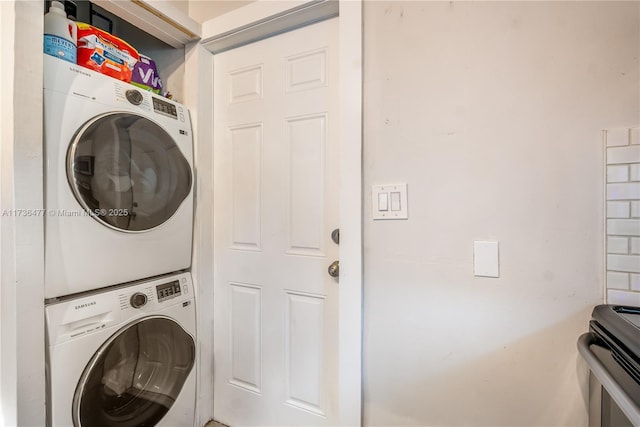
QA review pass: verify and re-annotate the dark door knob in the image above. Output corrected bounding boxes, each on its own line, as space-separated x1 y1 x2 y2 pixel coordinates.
328 260 339 278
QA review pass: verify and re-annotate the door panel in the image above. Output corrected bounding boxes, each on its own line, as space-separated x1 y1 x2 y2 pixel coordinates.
229 283 262 393
284 291 326 415
287 114 327 255
213 18 339 427
229 124 262 250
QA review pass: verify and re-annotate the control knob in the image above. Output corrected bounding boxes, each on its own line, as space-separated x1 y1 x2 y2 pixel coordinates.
130 292 147 309
125 89 143 106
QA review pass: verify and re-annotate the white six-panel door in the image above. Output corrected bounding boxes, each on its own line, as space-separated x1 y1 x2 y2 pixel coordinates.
213 18 340 426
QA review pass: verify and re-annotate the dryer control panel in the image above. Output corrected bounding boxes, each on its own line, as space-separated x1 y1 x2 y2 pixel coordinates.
153 97 178 119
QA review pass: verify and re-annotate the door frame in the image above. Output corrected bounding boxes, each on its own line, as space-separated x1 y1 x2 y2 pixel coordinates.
185 1 363 425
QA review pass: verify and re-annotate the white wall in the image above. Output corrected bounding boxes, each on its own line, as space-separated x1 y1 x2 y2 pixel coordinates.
363 1 639 426
184 40 216 426
0 3 16 425
0 2 45 426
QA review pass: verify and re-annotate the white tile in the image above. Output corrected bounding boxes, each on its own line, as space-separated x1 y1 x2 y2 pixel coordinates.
607 289 640 306
632 201 640 218
630 164 640 181
607 145 640 164
607 219 640 236
607 254 640 273
607 182 640 200
631 274 640 291
608 237 629 254
631 128 640 145
607 165 629 183
607 271 629 290
632 238 640 255
606 128 630 147
607 201 630 218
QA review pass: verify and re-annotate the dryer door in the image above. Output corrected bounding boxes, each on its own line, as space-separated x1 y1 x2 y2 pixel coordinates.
67 112 192 232
72 317 195 427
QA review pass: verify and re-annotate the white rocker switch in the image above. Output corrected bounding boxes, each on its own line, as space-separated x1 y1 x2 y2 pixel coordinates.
390 192 401 211
378 192 389 211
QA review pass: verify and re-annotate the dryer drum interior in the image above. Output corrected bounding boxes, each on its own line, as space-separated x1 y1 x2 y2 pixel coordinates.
67 112 192 232
72 316 195 427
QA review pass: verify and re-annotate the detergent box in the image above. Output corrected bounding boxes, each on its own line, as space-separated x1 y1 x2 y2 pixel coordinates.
131 54 163 94
76 23 139 82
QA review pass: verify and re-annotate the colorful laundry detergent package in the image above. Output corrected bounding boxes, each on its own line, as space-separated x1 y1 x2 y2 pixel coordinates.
76 23 139 82
131 54 163 94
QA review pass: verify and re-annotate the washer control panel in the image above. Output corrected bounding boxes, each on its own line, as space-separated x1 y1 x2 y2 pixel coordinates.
46 272 194 346
156 279 181 302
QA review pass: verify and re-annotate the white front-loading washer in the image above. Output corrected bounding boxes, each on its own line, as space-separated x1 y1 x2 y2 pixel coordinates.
46 271 196 427
44 54 194 299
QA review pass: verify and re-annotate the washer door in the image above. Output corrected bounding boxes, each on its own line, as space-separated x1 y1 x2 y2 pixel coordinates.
72 317 195 427
67 112 192 232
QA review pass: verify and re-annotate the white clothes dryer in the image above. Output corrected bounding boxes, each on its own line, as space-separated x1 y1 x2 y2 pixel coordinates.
46 271 196 427
44 54 194 299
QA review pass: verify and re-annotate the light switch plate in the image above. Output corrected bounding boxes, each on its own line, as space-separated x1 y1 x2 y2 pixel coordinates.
372 184 408 220
474 241 500 278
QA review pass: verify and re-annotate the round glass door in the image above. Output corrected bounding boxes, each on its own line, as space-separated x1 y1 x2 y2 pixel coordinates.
68 113 192 232
73 317 195 427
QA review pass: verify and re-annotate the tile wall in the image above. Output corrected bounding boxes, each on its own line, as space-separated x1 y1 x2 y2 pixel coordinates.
605 127 640 306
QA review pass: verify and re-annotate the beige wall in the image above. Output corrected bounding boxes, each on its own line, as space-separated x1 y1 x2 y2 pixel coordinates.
166 0 189 14
363 1 639 426
189 0 253 24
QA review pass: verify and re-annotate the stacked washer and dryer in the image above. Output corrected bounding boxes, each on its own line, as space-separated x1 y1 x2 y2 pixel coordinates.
43 54 197 426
